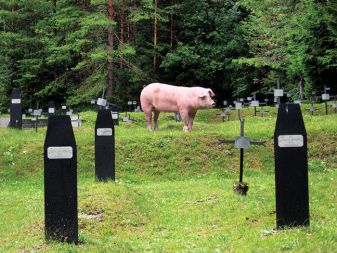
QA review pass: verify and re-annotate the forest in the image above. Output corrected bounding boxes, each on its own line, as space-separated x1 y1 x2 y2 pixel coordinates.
0 0 336 110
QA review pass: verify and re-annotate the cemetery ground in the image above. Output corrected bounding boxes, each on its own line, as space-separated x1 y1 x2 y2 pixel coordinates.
0 106 336 253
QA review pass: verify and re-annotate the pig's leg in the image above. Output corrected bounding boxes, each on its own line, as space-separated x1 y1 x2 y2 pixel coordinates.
179 109 190 132
188 111 197 131
153 110 160 130
144 110 153 131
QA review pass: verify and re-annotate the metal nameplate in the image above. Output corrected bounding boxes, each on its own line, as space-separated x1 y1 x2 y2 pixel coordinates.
274 89 284 97
48 108 55 113
11 99 21 104
111 112 119 120
322 94 330 100
47 146 73 159
278 135 304 148
97 98 107 107
251 101 259 107
235 136 251 149
97 128 113 136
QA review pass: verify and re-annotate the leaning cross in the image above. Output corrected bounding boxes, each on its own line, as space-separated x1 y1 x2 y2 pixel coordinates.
219 119 265 195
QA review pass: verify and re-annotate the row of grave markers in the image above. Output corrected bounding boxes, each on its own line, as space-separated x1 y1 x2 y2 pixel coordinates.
9 88 81 130
43 102 311 244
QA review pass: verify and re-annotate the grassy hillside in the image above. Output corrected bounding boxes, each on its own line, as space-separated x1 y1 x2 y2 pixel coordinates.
0 106 336 252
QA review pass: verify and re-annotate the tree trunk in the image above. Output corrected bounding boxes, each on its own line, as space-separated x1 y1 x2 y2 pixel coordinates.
298 77 304 100
170 0 174 52
120 0 125 67
121 0 125 44
106 0 114 98
11 4 17 31
153 0 158 69
51 0 56 10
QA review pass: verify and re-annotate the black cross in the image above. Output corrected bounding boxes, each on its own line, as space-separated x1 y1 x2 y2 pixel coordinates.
219 119 265 195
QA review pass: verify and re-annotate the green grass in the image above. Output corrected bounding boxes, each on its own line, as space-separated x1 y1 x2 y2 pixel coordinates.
0 107 336 252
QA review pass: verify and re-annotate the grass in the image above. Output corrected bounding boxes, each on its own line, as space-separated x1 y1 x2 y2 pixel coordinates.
0 105 336 252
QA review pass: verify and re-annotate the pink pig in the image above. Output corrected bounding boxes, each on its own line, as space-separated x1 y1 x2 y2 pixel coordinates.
140 83 216 131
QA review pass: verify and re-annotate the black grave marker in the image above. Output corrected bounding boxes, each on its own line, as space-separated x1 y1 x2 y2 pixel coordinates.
274 104 309 229
9 88 22 129
95 109 115 181
44 116 78 243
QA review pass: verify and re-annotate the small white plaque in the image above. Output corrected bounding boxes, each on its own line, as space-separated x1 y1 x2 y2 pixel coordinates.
223 101 228 106
97 98 107 107
48 108 55 113
333 104 337 108
97 128 113 136
235 102 242 110
111 112 119 120
274 89 284 97
294 100 301 104
322 94 330 100
127 101 132 105
278 135 304 148
12 99 21 104
47 146 73 159
247 97 252 101
251 101 259 107
62 106 67 110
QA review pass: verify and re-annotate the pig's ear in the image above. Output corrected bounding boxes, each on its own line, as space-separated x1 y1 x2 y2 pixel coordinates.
199 94 207 99
208 89 215 97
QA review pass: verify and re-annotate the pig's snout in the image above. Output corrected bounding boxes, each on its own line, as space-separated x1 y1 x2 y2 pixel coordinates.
211 99 216 107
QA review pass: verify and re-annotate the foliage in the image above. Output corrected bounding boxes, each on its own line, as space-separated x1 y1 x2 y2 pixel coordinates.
0 0 336 111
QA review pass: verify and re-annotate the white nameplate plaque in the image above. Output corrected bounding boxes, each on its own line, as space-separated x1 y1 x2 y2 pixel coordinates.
47 147 73 159
11 99 21 104
97 128 113 136
111 113 119 120
278 135 304 148
235 103 242 110
97 98 107 107
48 108 55 113
322 94 330 100
251 101 259 107
274 89 284 97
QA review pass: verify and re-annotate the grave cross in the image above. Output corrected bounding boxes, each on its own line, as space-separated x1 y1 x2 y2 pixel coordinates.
274 79 284 109
250 94 259 116
219 119 265 195
322 86 330 115
332 97 337 113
